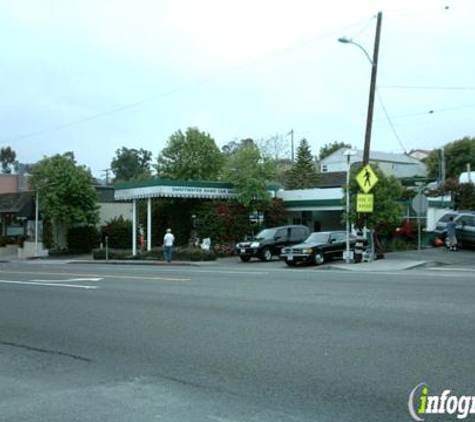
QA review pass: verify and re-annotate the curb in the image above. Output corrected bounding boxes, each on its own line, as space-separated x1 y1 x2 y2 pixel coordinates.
320 260 431 272
67 260 200 267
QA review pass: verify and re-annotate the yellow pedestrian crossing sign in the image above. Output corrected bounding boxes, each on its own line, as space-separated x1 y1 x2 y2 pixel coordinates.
357 193 374 212
356 164 379 193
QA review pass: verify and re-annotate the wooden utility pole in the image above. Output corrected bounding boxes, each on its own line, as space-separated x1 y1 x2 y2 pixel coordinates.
362 11 382 166
354 11 382 263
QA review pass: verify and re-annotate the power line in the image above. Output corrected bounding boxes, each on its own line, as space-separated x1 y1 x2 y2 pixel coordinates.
392 103 475 120
3 18 370 144
375 90 407 152
378 85 475 91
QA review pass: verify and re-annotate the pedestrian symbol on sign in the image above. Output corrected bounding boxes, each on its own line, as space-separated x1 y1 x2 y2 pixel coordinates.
356 165 379 193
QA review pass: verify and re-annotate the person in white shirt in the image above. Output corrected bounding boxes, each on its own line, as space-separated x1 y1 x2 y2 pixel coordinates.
163 228 175 262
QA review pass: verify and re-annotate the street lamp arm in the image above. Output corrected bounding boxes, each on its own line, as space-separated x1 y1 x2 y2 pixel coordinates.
338 37 373 65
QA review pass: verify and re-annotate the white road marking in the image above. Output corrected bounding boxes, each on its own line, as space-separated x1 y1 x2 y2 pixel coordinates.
0 270 189 282
427 267 475 272
0 279 97 289
32 278 103 282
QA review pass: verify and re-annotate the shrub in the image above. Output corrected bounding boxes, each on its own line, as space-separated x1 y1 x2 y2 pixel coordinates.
92 246 216 261
263 198 288 227
67 226 101 253
386 238 417 252
196 201 250 245
101 216 133 249
92 248 137 260
17 235 28 248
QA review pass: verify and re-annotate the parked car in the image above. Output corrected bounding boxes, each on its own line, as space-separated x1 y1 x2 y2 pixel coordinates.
455 213 475 247
236 225 310 262
434 211 475 242
281 230 362 266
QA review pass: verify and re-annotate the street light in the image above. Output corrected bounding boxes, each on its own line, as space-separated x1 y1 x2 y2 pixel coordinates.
343 149 357 263
338 11 382 168
339 11 383 262
338 37 373 65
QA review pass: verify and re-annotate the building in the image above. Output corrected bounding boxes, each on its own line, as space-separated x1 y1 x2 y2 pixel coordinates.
319 148 427 179
407 149 431 161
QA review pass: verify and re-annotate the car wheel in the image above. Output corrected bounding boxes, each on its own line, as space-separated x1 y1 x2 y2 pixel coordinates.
260 247 272 262
285 259 296 267
313 250 325 265
240 255 251 262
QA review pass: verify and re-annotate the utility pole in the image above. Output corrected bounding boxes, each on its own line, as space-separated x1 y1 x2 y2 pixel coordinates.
356 11 382 263
439 149 446 187
290 129 294 163
362 11 382 166
102 168 111 185
338 12 383 263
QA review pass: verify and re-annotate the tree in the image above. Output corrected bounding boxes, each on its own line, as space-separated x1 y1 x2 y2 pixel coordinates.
442 179 475 211
29 153 99 228
111 147 153 182
346 165 404 239
318 141 352 161
426 137 475 179
0 146 17 174
156 127 224 180
286 139 319 189
223 143 276 207
222 138 255 157
257 134 290 160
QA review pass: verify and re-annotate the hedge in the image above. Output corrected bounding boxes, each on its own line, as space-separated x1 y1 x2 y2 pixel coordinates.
67 226 101 253
92 246 216 261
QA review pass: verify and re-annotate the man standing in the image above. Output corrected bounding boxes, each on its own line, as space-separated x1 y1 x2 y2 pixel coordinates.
446 216 458 251
163 228 175 262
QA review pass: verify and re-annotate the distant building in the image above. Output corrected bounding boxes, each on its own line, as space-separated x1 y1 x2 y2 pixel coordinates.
459 171 475 184
319 148 427 179
0 175 20 194
407 149 431 161
0 164 31 193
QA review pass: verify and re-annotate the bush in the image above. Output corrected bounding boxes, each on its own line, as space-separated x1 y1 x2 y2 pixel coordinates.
93 248 137 260
17 235 28 248
385 238 417 252
67 226 101 253
101 216 133 249
92 246 216 261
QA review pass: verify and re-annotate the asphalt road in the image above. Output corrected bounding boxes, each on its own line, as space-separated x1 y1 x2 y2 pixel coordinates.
0 260 474 421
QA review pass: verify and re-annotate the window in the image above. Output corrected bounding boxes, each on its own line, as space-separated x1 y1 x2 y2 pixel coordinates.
290 228 306 242
330 232 346 243
457 215 474 226
321 164 328 172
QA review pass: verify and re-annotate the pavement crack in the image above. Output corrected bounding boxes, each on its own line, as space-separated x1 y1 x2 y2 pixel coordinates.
0 340 92 362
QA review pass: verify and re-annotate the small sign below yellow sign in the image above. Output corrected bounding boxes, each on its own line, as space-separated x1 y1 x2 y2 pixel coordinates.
357 193 374 213
356 164 379 193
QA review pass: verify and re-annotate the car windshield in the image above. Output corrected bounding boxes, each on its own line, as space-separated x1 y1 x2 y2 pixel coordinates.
305 232 330 244
254 229 276 240
438 213 458 223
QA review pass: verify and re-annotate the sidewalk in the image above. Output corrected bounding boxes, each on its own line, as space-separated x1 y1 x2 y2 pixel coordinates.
0 253 199 267
1 246 473 272
323 247 475 272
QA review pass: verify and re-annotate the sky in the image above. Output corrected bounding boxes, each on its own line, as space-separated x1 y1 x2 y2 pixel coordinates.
1 0 474 178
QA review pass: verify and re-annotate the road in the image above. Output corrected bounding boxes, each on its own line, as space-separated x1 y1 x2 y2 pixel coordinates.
0 259 474 421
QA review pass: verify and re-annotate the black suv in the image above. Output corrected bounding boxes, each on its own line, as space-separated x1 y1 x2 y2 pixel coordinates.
236 225 310 262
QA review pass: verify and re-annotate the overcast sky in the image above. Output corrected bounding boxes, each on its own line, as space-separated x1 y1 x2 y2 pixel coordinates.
1 0 474 178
